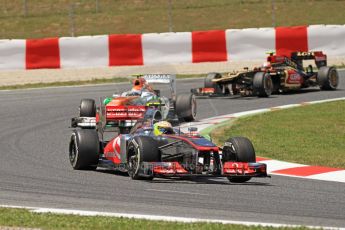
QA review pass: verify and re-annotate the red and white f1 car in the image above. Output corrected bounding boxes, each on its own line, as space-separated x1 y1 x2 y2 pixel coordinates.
69 109 269 182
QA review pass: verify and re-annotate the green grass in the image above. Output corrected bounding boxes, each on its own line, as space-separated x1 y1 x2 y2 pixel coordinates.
0 207 310 230
211 101 345 168
0 74 203 90
0 77 128 90
1 0 345 39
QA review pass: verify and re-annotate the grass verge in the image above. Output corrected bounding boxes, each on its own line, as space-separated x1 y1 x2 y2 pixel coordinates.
0 207 309 230
211 101 345 168
0 74 203 90
0 77 128 90
1 0 345 39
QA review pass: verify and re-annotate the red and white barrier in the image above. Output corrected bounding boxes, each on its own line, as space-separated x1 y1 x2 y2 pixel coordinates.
26 37 60 69
308 25 345 57
226 27 275 60
60 35 109 68
0 25 345 70
109 34 143 66
142 32 192 65
0 39 25 69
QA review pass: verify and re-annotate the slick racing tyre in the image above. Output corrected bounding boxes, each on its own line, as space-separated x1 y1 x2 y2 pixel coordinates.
253 72 273 97
127 136 160 180
79 99 96 117
204 72 223 94
222 137 256 183
69 129 99 170
175 93 197 122
317 66 339 90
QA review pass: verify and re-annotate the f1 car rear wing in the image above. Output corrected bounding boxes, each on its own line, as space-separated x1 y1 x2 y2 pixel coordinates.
267 51 327 70
142 74 176 100
143 74 176 84
290 51 326 60
290 51 327 68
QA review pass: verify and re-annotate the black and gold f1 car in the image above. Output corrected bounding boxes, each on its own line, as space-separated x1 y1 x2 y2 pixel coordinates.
191 51 339 97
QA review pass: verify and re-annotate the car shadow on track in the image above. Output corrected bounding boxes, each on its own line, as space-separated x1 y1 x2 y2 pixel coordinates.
279 88 323 95
149 177 272 186
195 87 343 99
95 169 272 186
274 87 344 95
96 169 129 177
196 95 278 100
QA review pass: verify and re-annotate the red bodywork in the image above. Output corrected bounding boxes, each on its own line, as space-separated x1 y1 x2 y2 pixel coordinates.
97 77 156 124
153 162 189 175
106 105 146 120
152 161 266 176
104 135 122 164
105 96 146 121
200 88 215 93
223 162 266 175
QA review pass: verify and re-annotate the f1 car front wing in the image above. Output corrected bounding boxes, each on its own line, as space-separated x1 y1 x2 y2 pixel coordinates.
138 161 268 178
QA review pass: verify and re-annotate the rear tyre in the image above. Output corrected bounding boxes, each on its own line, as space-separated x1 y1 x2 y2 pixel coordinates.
317 66 339 90
79 99 96 117
222 137 256 183
204 73 223 94
127 136 160 180
253 72 273 97
175 93 197 122
69 129 99 170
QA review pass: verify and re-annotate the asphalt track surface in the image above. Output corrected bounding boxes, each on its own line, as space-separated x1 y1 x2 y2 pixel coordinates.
0 71 345 228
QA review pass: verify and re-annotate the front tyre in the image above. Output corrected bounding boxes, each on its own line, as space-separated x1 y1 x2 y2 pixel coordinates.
69 129 99 170
204 72 223 94
127 136 160 180
253 72 273 97
79 99 96 117
222 137 256 183
317 66 339 90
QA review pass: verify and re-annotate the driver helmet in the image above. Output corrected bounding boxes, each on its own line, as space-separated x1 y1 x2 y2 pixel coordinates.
153 121 174 136
132 78 146 91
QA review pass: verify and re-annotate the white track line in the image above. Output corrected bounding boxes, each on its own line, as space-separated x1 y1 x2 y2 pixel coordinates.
306 170 345 183
260 160 306 172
